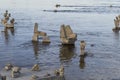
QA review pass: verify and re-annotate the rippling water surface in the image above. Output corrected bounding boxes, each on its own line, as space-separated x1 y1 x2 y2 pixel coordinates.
0 0 120 80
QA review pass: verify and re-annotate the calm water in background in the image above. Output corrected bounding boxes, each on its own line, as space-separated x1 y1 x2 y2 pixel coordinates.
0 0 120 80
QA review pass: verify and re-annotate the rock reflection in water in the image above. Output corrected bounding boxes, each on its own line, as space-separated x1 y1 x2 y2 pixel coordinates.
114 32 119 40
79 56 85 69
3 28 15 44
32 41 39 59
59 45 75 62
32 41 50 60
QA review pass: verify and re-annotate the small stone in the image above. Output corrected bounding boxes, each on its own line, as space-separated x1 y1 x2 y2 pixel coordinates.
59 65 64 76
4 63 13 71
30 75 39 80
31 64 40 71
54 70 60 76
54 65 64 76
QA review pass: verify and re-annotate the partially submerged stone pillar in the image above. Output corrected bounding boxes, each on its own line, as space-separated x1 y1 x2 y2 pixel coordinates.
112 15 120 32
60 24 77 44
32 23 40 41
32 23 51 43
80 40 86 56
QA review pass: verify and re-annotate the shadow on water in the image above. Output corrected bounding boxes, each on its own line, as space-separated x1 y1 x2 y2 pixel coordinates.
1 28 15 44
59 45 76 64
113 32 119 40
79 56 85 69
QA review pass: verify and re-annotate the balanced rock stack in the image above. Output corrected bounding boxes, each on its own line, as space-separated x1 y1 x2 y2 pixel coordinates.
11 67 21 78
112 15 120 32
1 10 15 28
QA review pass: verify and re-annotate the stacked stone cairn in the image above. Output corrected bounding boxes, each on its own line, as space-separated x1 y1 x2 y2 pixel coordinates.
60 24 77 44
1 10 15 28
112 15 120 32
32 23 51 43
11 67 21 78
4 63 21 78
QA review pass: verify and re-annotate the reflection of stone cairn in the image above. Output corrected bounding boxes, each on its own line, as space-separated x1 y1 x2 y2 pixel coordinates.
54 65 64 76
11 67 21 78
31 64 40 71
60 24 77 44
79 56 85 69
0 74 6 80
112 15 120 32
4 63 13 71
80 40 86 56
32 23 51 43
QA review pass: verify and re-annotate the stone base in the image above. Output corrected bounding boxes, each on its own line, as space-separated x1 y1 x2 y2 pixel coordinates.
112 27 120 32
42 36 51 43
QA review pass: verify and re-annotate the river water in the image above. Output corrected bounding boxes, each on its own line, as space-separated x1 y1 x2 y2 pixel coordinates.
0 0 120 80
